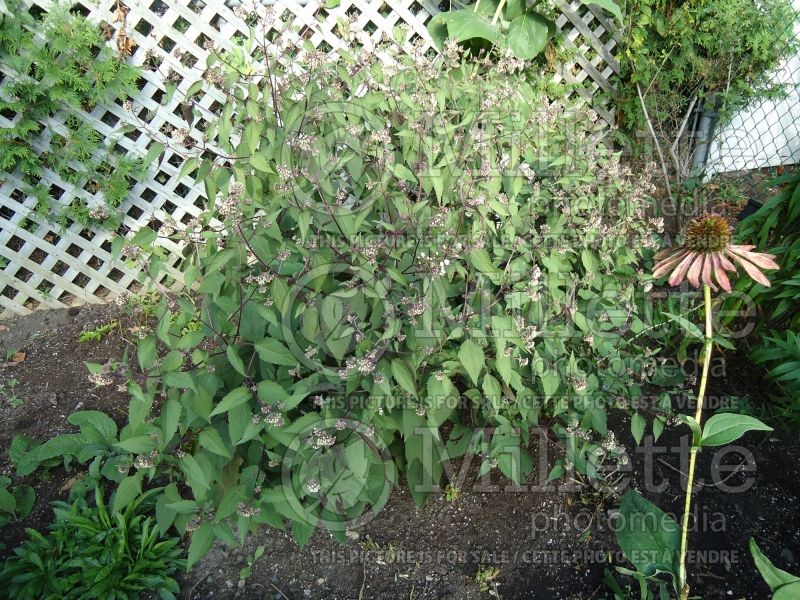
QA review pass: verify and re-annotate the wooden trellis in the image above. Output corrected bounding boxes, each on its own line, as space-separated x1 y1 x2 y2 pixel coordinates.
0 0 620 318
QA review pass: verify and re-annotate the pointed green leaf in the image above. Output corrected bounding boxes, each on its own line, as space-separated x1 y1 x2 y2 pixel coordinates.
749 539 800 592
209 387 252 417
199 427 232 458
700 413 772 447
615 490 680 578
458 339 485 386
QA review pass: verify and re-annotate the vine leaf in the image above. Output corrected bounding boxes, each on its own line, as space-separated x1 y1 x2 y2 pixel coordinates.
506 13 554 60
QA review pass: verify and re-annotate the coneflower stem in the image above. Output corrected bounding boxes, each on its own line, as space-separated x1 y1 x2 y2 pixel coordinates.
678 284 713 600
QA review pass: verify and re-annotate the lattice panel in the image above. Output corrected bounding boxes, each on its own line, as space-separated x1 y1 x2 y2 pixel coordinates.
0 0 619 318
552 0 621 126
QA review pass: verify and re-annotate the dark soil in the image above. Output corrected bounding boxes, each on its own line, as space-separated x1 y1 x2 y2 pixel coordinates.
0 304 133 557
1 305 798 599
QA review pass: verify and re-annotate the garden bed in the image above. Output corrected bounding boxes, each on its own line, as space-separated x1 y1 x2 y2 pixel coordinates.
1 305 797 599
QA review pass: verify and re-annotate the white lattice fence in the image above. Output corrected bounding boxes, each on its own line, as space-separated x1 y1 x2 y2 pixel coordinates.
0 0 620 318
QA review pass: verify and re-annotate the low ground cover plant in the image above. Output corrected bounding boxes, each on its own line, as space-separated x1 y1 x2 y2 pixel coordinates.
0 487 184 599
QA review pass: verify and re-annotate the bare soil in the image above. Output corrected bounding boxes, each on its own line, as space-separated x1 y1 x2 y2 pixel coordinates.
1 305 798 599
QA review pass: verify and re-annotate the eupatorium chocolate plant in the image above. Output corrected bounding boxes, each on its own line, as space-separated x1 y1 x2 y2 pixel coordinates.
118 12 679 566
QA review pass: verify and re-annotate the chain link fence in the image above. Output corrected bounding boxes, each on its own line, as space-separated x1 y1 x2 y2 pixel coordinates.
701 0 800 206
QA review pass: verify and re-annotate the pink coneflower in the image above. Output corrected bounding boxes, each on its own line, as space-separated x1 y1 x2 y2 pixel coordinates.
652 214 779 292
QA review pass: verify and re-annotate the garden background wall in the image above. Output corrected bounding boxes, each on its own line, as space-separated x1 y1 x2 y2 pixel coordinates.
0 0 621 318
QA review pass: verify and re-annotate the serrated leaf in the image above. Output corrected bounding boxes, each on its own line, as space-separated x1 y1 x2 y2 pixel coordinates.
391 359 417 396
209 387 252 417
226 345 247 376
254 338 297 366
187 523 215 570
458 339 485 386
199 427 232 458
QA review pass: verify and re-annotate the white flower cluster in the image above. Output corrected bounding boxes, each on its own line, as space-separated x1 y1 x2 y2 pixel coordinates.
566 418 592 441
514 316 539 350
134 450 159 469
307 427 336 449
339 348 381 378
287 133 319 155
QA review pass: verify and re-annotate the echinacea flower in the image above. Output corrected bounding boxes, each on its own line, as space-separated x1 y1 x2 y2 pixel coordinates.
652 214 779 292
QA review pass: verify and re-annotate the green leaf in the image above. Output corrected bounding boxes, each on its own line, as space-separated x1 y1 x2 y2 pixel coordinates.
254 338 297 366
506 13 552 60
10 436 41 477
391 359 417 396
775 582 800 599
12 485 35 519
458 339 485 386
115 435 157 454
630 412 645 445
680 414 702 447
113 474 142 513
226 345 247 376
143 142 165 168
581 0 623 21
749 538 800 592
700 413 772 447
250 152 272 173
37 434 85 461
433 9 500 45
199 427 232 458
68 410 118 442
180 455 210 497
0 487 15 513
663 312 703 340
547 462 565 481
615 490 680 578
468 248 502 284
209 387 252 418
187 523 215 570
497 448 533 484
138 337 157 370
131 226 157 247
292 519 316 547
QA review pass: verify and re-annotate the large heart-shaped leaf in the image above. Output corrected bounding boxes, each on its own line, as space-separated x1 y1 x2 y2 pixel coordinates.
615 490 680 578
432 9 501 45
700 413 772 447
506 12 554 59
